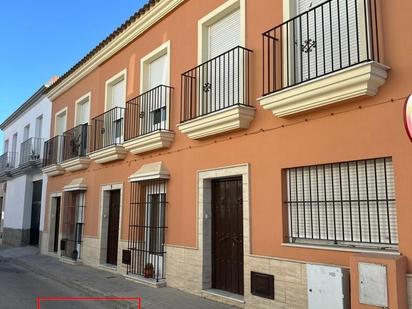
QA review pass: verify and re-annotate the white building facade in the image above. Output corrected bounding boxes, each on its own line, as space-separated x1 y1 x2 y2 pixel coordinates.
0 85 52 247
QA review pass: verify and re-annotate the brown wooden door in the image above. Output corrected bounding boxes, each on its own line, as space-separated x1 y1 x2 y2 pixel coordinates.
30 180 43 246
53 197 61 253
212 177 244 295
107 190 121 265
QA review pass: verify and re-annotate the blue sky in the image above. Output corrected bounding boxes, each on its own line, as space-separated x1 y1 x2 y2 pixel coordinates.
0 0 147 152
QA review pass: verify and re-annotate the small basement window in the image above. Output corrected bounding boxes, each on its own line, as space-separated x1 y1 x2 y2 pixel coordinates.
284 157 398 250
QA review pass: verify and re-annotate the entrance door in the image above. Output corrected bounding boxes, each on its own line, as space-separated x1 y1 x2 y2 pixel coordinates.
29 180 42 246
212 177 244 295
106 190 121 265
52 197 61 252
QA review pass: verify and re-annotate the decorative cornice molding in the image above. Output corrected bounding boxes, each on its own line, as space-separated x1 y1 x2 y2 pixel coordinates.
47 0 185 101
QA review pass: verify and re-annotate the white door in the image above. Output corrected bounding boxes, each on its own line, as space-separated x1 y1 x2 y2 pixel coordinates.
35 116 43 138
55 112 67 162
145 187 166 279
76 99 90 126
295 0 360 83
107 79 125 145
56 112 67 135
142 54 168 133
110 79 125 109
23 125 30 141
204 9 241 114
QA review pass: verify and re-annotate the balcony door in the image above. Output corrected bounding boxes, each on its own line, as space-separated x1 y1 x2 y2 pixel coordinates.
106 78 125 146
204 8 241 114
293 0 363 84
142 54 168 134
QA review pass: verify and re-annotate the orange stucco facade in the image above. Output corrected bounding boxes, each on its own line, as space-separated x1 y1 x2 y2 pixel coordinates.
42 0 412 307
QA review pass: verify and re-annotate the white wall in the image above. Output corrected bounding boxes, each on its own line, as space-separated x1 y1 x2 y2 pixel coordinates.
3 175 29 229
2 93 52 232
2 95 52 166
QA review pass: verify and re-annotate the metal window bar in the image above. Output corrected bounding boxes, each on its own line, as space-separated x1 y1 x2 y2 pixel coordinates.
124 85 173 141
285 157 398 250
127 179 167 282
61 190 85 261
62 124 89 162
20 137 44 166
90 107 125 152
180 46 253 123
262 0 380 96
0 152 18 172
43 135 64 167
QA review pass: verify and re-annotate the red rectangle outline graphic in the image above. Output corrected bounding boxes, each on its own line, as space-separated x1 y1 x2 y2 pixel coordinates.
37 297 141 309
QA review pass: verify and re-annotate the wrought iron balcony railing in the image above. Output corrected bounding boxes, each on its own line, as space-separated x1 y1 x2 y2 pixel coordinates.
124 85 173 141
262 0 381 96
90 107 125 153
0 152 18 173
43 135 64 167
62 124 89 162
20 137 43 166
181 46 253 122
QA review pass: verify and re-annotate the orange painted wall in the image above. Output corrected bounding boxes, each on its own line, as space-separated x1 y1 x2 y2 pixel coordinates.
46 0 412 271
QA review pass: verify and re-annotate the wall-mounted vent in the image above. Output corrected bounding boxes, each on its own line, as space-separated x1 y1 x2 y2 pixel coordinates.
122 249 131 265
251 271 274 300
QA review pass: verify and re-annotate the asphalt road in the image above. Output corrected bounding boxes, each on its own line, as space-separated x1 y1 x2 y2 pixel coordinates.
0 257 134 309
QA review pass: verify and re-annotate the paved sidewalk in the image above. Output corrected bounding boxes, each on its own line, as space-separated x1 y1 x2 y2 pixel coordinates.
0 246 234 309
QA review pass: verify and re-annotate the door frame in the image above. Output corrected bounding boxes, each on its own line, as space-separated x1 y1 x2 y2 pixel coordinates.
48 192 62 255
197 164 250 296
211 176 244 295
99 183 124 267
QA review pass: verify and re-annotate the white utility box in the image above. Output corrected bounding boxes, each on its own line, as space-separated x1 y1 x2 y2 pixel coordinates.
359 262 388 307
307 264 350 309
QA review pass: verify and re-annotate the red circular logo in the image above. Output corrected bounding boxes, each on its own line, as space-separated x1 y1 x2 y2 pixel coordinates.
404 95 412 142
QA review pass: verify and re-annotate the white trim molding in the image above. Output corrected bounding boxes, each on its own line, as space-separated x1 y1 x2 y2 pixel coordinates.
123 131 175 155
89 145 127 164
60 157 91 172
42 164 65 177
128 161 170 182
47 0 184 101
258 61 389 117
177 105 255 140
197 0 246 64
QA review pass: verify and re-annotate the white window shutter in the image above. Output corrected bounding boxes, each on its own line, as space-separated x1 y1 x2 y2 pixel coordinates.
149 54 168 90
287 158 398 248
111 80 125 109
295 0 361 83
208 9 241 59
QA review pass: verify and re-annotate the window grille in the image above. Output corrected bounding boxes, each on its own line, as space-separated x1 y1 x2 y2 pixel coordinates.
127 179 167 281
61 191 85 260
285 157 398 250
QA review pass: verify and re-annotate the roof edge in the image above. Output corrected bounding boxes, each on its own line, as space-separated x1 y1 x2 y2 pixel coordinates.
47 0 185 101
0 86 48 130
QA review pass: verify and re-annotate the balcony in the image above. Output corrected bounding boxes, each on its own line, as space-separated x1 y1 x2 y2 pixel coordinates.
123 85 174 154
0 152 18 174
259 0 388 117
60 124 91 172
42 135 65 176
178 46 255 139
19 137 43 167
89 107 127 164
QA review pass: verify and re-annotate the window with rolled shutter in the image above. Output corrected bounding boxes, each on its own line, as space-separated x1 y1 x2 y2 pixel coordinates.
294 0 365 83
285 157 398 250
205 9 241 112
